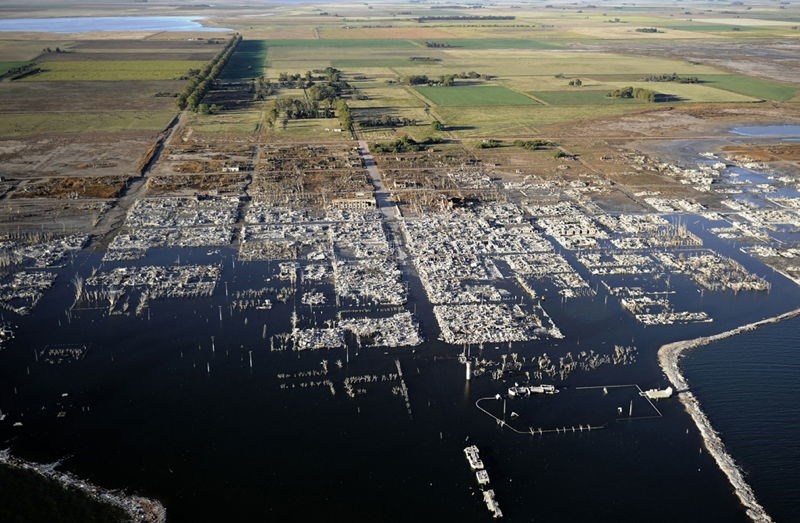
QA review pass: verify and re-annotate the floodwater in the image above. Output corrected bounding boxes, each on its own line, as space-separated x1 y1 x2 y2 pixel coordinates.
730 125 800 138
2 125 800 522
0 16 230 33
682 317 800 523
1 233 797 522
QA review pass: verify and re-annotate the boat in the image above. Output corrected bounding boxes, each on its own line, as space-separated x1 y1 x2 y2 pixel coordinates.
508 383 558 397
640 386 673 400
507 384 529 397
463 445 484 470
529 384 558 395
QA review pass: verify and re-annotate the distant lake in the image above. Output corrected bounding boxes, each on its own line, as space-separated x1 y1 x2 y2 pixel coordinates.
0 16 231 33
731 124 800 137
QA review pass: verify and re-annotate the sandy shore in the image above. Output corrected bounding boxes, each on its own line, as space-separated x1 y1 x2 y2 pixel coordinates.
0 449 166 523
658 307 800 523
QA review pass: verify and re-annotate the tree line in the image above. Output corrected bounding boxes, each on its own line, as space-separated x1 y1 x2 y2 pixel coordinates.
405 71 486 87
642 73 700 83
360 115 416 128
406 74 456 87
266 98 335 126
372 136 443 153
177 34 242 111
1 62 41 81
416 15 515 22
475 139 555 150
276 67 351 99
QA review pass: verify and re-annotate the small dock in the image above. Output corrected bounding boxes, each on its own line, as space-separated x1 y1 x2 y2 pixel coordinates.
475 383 666 436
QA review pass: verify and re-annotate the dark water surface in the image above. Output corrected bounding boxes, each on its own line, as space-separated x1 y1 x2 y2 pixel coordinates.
4 124 800 522
682 318 800 523
1 235 797 522
730 125 800 138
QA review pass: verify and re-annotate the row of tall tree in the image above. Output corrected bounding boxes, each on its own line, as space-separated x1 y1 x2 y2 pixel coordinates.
337 100 352 132
177 34 242 111
405 74 456 87
266 98 335 126
252 75 277 101
372 136 442 153
642 73 700 83
360 115 415 128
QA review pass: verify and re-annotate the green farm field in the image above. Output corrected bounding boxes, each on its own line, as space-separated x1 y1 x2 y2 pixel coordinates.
414 39 561 49
432 104 652 136
533 90 647 106
405 49 725 77
598 82 759 103
0 61 27 76
24 60 206 81
264 39 419 49
220 39 267 80
693 74 797 101
185 109 263 135
332 59 423 69
0 80 184 112
0 40 71 61
581 74 797 102
350 86 425 109
0 110 175 137
268 117 351 141
415 85 538 107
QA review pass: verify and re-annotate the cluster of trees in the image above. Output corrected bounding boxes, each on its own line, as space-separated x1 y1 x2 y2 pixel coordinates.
41 47 64 53
425 41 453 48
308 82 343 103
197 103 223 115
608 86 662 102
476 139 503 149
635 27 664 33
337 100 352 132
372 136 442 153
266 98 336 127
252 75 277 101
276 68 352 103
1 62 40 81
410 57 442 63
514 139 554 150
262 67 355 130
456 71 483 79
277 71 314 89
407 71 488 87
406 75 433 85
264 98 351 131
405 74 456 87
361 115 416 128
177 34 242 111
568 78 582 87
474 139 555 150
642 73 700 83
